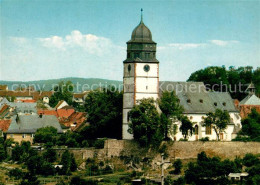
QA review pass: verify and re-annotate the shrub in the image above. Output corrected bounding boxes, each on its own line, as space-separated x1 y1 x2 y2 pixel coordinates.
173 159 182 174
9 168 23 180
199 137 209 141
93 139 105 149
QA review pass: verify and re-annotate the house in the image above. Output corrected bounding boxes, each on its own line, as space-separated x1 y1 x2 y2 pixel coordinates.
160 82 241 141
0 85 8 91
0 90 53 103
6 114 63 143
228 172 248 181
72 91 89 105
238 83 260 118
55 100 69 110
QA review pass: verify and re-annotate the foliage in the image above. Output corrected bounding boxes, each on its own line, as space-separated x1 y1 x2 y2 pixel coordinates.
179 115 194 139
243 153 259 167
199 137 209 141
188 66 260 100
173 159 183 174
158 91 183 139
128 98 163 147
49 81 74 107
185 151 241 184
9 168 23 180
11 141 32 162
203 109 230 141
60 150 77 175
43 148 57 162
85 158 99 176
34 126 58 144
82 87 123 139
19 173 40 185
238 109 260 141
93 139 105 149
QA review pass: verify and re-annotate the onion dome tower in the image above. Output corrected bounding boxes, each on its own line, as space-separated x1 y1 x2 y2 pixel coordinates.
122 9 159 139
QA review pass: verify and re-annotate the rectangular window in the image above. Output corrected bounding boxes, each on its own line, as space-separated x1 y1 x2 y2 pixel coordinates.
10 134 13 138
206 125 212 135
31 134 34 138
22 134 26 138
145 53 150 59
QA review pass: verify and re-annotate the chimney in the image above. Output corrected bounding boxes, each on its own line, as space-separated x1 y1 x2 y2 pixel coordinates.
39 113 43 118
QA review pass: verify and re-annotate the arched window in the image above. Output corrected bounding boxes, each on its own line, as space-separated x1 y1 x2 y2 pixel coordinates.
195 125 198 135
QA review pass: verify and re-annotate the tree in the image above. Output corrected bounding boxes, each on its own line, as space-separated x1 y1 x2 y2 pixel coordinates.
128 98 163 147
49 81 74 107
82 88 123 139
188 66 259 100
34 126 58 144
179 116 194 140
203 109 230 141
158 91 183 139
239 109 260 141
43 148 57 162
60 150 77 175
173 159 183 174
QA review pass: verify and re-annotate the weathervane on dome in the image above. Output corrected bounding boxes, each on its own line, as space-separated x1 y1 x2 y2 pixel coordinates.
141 8 143 23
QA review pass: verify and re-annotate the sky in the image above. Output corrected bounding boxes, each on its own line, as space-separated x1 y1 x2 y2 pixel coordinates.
0 0 259 82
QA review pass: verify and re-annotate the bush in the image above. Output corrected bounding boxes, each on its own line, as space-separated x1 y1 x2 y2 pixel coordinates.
179 138 188 141
199 137 209 141
173 159 182 174
9 168 23 180
243 153 259 167
93 139 105 149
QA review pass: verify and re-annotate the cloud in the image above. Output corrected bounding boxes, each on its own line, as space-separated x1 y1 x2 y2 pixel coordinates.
167 43 207 50
37 30 118 55
209 40 239 46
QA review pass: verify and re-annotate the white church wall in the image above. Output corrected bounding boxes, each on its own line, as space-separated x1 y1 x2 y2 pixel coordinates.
169 113 238 141
135 78 158 93
135 63 158 77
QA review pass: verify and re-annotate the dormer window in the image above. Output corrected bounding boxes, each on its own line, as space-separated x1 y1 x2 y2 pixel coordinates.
134 53 139 58
214 102 217 106
187 99 191 103
199 99 203 103
223 102 226 106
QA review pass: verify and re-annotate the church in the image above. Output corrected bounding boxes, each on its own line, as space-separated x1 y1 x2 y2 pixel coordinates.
122 12 242 141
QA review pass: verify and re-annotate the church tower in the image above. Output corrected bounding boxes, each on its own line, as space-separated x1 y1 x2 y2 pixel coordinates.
122 10 159 139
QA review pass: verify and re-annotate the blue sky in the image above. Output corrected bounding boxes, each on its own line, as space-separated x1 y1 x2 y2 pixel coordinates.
0 0 259 81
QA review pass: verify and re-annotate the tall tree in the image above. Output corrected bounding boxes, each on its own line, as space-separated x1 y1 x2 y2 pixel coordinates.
128 98 163 147
188 66 259 100
158 91 183 139
203 109 230 141
179 116 194 140
82 87 122 139
240 108 260 141
49 81 74 107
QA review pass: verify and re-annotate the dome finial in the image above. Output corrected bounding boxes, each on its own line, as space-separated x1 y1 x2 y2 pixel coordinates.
141 8 143 23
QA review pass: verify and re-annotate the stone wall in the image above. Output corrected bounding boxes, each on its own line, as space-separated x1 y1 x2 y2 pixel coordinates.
51 140 260 161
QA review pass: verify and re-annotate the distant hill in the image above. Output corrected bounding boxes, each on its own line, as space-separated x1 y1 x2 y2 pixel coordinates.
0 77 123 92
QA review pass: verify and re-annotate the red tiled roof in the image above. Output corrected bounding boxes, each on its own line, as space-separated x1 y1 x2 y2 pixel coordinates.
38 110 58 117
0 119 11 132
0 91 53 100
20 99 37 103
57 108 75 118
0 104 9 115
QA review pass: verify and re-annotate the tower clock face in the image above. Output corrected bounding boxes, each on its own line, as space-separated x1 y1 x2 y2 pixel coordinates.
143 64 150 72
